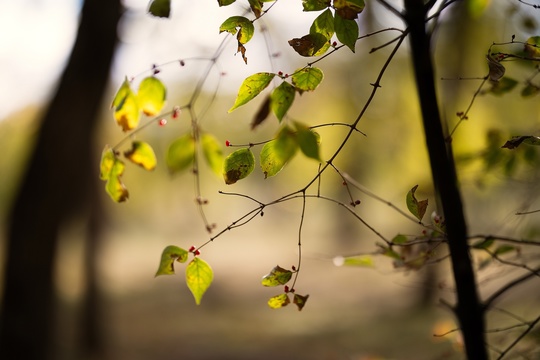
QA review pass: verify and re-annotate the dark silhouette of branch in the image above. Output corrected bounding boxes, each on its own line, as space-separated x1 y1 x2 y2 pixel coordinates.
483 266 540 310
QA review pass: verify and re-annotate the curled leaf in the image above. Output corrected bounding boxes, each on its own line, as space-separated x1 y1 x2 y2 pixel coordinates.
124 141 157 171
155 245 189 276
406 185 428 222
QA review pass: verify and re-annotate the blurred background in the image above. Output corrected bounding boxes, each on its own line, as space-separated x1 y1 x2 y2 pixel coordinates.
1 0 540 359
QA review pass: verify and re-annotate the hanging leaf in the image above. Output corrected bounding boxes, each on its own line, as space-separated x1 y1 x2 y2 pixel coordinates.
293 294 310 311
288 33 330 57
223 148 255 184
488 77 518 95
502 136 540 149
112 78 140 132
100 146 116 181
261 265 293 287
260 126 298 178
219 16 255 44
294 122 321 161
267 293 290 309
391 234 408 245
148 0 171 18
124 141 157 171
270 81 295 122
486 55 505 82
302 0 331 11
248 0 263 18
310 9 334 40
334 14 358 52
218 0 236 5
100 147 129 203
137 76 167 116
186 257 213 305
406 185 428 222
155 245 189 276
229 72 275 112
201 133 224 176
166 134 195 174
291 67 324 92
251 95 271 130
333 0 365 20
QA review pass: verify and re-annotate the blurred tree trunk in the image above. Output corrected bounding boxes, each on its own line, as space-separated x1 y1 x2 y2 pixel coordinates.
0 0 121 358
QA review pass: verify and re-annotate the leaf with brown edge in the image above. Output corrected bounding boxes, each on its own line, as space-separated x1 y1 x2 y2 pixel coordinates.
124 140 157 171
267 293 290 309
112 78 140 132
251 95 271 130
406 185 428 222
293 294 309 311
333 0 365 20
288 33 330 57
155 245 189 276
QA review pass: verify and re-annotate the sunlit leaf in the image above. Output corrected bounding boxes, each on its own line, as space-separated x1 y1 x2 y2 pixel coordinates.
223 148 255 184
124 141 157 171
334 14 358 52
267 293 290 309
219 16 255 44
166 134 195 174
333 255 374 267
310 9 334 41
137 76 167 116
112 78 140 131
486 55 505 82
218 0 236 5
494 245 516 256
260 126 298 178
294 122 321 161
293 294 309 311
406 185 428 222
155 245 189 276
288 34 330 57
488 77 518 95
201 133 224 176
391 234 408 245
302 0 331 11
291 67 324 92
100 146 116 181
251 95 271 130
148 0 171 18
333 0 365 20
186 257 213 305
525 36 540 57
261 265 293 286
229 72 275 112
271 81 295 122
106 157 129 203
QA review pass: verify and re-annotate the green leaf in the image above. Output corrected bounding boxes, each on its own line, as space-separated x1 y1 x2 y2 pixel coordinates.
218 0 236 5
406 185 428 222
267 293 290 309
494 245 516 256
260 126 298 178
166 134 195 174
248 0 263 17
334 14 358 52
155 245 189 276
261 265 293 286
186 257 213 305
302 0 331 11
124 141 157 171
521 83 540 97
112 78 140 132
223 148 255 184
333 0 365 20
488 77 518 95
100 147 129 203
270 81 295 121
291 67 324 92
310 8 334 41
229 72 275 112
219 16 255 44
391 234 408 245
293 294 309 311
201 133 224 176
381 247 402 261
472 238 495 249
525 36 540 57
137 76 167 116
148 0 171 18
333 255 374 267
294 122 321 161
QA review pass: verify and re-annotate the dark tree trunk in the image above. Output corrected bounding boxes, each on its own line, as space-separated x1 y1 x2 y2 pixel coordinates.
0 0 121 358
403 1 488 359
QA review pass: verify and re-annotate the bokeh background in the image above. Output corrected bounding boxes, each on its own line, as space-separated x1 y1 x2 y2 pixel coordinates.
1 0 540 359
